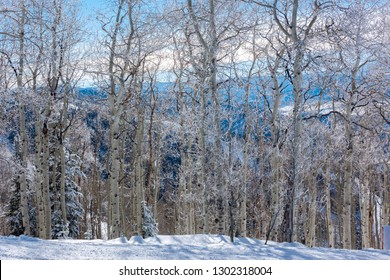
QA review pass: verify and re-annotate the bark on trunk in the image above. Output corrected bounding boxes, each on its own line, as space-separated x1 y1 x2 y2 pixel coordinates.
17 0 31 236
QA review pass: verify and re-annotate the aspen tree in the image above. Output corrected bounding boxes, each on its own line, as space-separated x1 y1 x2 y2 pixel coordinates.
247 0 324 242
16 0 31 236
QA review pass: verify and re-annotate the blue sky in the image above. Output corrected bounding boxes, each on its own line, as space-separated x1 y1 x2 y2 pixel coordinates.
83 0 105 10
81 0 106 18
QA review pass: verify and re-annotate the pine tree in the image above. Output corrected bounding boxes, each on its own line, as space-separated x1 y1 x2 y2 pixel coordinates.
5 176 37 236
51 151 84 239
142 201 158 238
5 135 36 236
5 178 24 236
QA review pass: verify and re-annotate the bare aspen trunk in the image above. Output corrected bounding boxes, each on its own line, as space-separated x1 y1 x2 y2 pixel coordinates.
241 135 248 237
267 55 284 241
131 161 137 236
92 134 102 239
258 108 267 240
52 146 59 214
178 84 188 234
325 153 335 248
187 136 195 234
306 172 317 247
153 125 161 225
343 98 353 249
29 0 45 241
109 107 122 238
336 170 344 247
136 111 145 236
227 92 235 242
18 103 30 235
361 170 371 248
306 128 319 247
119 136 126 236
290 49 304 243
180 136 187 233
34 110 45 239
18 103 30 236
146 94 156 206
107 80 125 238
42 122 51 239
126 128 136 236
16 0 30 236
59 95 68 229
199 118 208 234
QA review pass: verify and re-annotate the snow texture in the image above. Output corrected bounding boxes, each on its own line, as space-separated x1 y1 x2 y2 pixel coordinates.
0 234 389 260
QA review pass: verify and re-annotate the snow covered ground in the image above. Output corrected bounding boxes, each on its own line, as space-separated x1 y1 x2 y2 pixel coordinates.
0 234 389 260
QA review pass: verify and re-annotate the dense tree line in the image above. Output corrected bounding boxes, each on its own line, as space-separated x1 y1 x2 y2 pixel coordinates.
0 0 389 250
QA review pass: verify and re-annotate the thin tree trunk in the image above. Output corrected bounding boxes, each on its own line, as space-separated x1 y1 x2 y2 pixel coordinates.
109 111 122 238
325 151 335 248
42 122 51 239
34 109 45 239
146 94 156 206
153 125 161 225
307 171 317 247
361 169 371 248
59 95 68 230
17 0 30 236
343 100 353 249
136 109 145 236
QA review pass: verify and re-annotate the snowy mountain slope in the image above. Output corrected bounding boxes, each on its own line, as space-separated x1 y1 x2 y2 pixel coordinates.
0 234 389 260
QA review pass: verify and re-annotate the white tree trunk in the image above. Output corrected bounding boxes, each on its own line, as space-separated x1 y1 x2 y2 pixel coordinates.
306 172 317 247
325 153 335 248
16 0 30 236
109 98 123 238
136 110 145 236
34 110 45 239
343 99 353 249
42 122 51 239
59 95 68 229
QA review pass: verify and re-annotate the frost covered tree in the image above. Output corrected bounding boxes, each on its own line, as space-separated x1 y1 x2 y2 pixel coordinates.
4 137 36 236
0 0 389 249
1 0 85 239
0 0 31 236
52 151 84 239
141 201 158 238
5 177 37 237
322 0 390 249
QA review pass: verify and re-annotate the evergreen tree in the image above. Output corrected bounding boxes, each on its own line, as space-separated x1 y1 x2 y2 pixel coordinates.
5 177 37 236
51 151 84 239
5 136 36 236
142 201 158 238
5 178 24 236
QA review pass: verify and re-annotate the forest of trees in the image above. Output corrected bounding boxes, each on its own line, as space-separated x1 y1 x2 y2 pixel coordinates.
0 0 389 250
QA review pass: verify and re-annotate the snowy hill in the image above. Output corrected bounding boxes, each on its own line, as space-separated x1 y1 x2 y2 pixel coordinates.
1 234 389 260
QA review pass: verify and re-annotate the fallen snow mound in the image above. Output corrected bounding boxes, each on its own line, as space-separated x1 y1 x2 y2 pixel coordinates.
0 234 389 260
143 234 233 245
